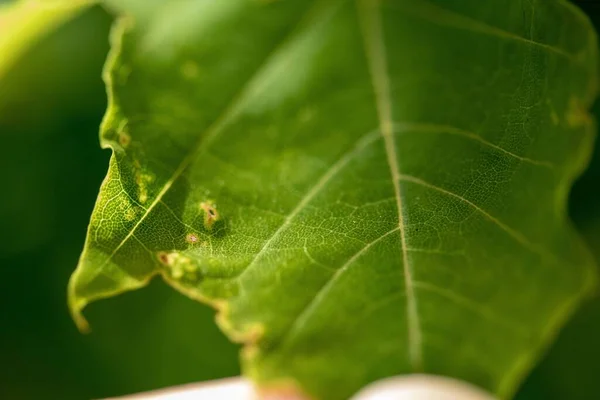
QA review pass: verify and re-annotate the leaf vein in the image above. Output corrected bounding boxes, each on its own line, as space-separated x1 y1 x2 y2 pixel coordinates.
358 0 423 370
393 122 555 169
85 1 325 283
236 129 381 282
390 0 579 62
278 226 401 347
398 174 542 254
412 281 526 334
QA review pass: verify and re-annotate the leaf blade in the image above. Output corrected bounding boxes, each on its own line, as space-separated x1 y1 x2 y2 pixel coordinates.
70 0 599 398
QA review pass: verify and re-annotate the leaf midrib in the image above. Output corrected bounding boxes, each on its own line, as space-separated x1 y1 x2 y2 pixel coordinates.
357 0 423 370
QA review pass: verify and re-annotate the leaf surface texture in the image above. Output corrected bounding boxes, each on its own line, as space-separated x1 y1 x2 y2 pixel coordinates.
69 0 598 398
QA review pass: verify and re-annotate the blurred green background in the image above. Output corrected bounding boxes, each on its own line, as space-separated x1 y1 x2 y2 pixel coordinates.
0 1 599 399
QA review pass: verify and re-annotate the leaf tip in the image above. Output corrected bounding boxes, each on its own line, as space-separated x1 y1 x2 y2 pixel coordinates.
71 305 92 334
67 274 92 334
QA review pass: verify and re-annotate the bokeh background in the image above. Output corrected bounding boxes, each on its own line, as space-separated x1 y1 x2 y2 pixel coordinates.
1 1 599 399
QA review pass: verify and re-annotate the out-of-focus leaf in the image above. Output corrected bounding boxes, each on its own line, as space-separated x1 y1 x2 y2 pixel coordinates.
69 1 598 399
102 0 163 24
0 1 105 254
0 0 93 83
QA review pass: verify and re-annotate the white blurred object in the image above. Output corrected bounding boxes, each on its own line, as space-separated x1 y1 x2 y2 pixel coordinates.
106 377 254 400
110 374 497 400
352 375 497 400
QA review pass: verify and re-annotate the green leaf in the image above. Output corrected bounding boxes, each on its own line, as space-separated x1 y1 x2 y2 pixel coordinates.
69 0 599 398
0 0 93 82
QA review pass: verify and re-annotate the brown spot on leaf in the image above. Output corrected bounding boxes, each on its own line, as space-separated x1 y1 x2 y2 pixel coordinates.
200 201 220 229
134 167 154 204
157 251 198 281
185 233 199 244
157 251 169 265
118 132 131 147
